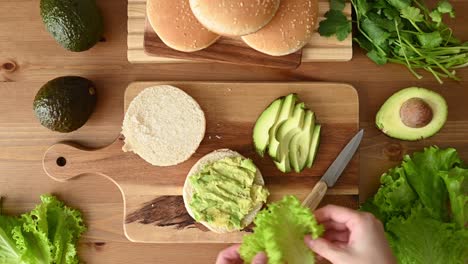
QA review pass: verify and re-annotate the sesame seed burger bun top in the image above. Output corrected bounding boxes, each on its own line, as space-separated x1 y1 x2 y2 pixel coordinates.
189 0 281 36
147 0 220 52
241 0 319 56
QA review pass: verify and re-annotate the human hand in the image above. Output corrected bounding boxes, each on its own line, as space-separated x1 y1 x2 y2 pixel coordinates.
304 205 396 264
215 244 267 264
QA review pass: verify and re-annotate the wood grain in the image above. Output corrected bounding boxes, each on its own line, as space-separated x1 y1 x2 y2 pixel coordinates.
128 0 353 64
1 0 468 262
144 21 303 69
302 180 328 210
43 81 359 243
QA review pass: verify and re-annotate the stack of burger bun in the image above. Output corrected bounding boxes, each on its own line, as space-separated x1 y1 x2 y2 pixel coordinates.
147 0 319 56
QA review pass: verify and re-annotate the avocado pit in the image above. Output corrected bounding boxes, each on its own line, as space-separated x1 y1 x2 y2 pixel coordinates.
399 98 433 128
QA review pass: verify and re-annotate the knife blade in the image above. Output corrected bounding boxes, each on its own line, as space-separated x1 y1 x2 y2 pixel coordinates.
302 129 364 209
322 129 364 187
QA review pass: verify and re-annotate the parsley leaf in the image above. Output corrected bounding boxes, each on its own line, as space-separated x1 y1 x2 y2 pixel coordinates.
330 0 346 10
417 32 443 49
437 0 455 17
361 18 391 46
318 10 352 41
367 49 388 64
401 6 424 22
430 10 442 24
386 0 411 9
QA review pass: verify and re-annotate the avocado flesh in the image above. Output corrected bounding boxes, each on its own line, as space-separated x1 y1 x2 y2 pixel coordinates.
275 103 306 161
376 87 448 141
33 76 97 133
267 94 298 160
40 0 103 52
306 124 321 168
289 111 315 172
274 154 291 173
253 97 283 157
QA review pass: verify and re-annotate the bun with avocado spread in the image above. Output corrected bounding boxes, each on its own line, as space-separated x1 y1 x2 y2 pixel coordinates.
183 149 269 233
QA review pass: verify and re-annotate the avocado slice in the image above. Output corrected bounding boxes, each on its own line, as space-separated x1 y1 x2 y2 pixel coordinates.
33 76 97 133
376 87 448 141
289 111 315 172
267 94 298 160
306 124 321 168
40 0 103 52
253 97 284 157
275 103 306 161
274 154 291 173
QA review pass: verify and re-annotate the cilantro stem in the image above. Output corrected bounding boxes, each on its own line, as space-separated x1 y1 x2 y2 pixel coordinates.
425 66 444 83
394 20 422 79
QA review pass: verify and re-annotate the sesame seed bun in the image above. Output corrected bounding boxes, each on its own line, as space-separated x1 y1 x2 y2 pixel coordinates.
183 149 266 233
189 0 281 36
147 0 220 52
242 0 318 56
122 85 206 166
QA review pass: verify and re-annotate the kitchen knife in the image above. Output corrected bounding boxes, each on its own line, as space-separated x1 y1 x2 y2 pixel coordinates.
302 129 364 210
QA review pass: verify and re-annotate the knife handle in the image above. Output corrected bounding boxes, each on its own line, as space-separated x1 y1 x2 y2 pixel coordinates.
302 180 328 211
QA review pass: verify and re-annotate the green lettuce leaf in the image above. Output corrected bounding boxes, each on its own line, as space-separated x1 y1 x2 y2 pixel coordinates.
402 146 461 220
440 167 468 228
240 196 324 264
362 146 468 264
362 166 417 223
0 216 24 264
386 207 468 264
0 195 86 264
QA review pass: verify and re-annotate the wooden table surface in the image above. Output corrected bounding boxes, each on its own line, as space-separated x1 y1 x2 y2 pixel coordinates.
1 0 467 263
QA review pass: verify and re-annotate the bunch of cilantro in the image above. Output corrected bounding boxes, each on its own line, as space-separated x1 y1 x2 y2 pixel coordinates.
362 146 468 264
319 0 468 83
0 194 86 264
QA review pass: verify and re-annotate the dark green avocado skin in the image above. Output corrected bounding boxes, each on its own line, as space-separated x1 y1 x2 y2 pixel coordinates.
40 0 103 52
34 76 97 133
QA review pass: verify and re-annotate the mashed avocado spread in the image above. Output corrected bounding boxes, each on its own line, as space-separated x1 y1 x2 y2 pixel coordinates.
189 156 269 229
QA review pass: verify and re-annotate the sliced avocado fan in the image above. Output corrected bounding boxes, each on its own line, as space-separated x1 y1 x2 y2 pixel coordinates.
252 93 322 173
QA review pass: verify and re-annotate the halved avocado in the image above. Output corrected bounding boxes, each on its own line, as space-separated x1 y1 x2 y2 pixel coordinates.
253 97 283 157
289 111 315 172
275 103 306 161
376 87 448 141
306 124 321 168
268 94 298 160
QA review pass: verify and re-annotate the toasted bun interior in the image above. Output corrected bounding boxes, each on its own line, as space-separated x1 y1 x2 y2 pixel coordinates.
147 0 220 52
183 149 265 233
122 85 206 166
189 0 281 36
242 0 319 56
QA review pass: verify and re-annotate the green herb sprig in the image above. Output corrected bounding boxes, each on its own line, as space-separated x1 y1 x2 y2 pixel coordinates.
319 0 468 83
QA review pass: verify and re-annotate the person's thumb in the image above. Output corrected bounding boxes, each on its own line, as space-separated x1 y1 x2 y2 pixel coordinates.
305 236 346 263
251 252 267 264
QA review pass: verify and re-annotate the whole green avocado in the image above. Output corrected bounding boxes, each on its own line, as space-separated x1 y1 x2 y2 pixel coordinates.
40 0 104 52
33 76 97 133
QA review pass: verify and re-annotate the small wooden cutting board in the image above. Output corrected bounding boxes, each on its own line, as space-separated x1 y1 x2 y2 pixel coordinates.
128 0 353 64
144 21 303 69
43 81 359 243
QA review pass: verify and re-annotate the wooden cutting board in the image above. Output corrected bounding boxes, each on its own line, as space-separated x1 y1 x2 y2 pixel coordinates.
42 81 359 243
128 0 353 64
144 21 303 69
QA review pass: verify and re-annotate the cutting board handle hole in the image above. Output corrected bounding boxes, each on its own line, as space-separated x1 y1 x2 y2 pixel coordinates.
56 157 67 167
